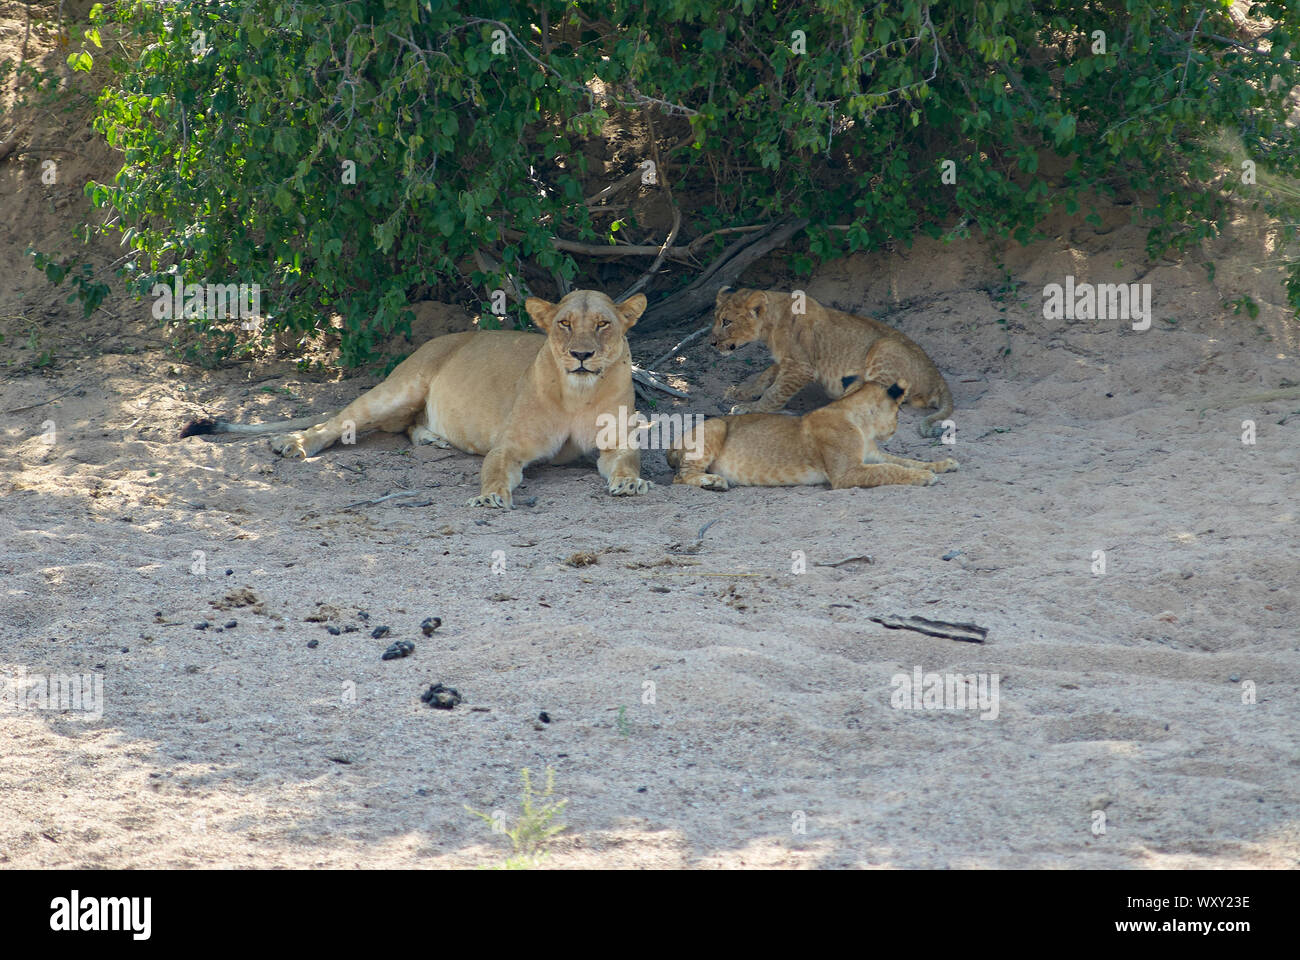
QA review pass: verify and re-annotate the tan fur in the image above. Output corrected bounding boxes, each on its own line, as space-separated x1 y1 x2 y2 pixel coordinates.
666 376 958 491
711 288 954 437
264 290 652 508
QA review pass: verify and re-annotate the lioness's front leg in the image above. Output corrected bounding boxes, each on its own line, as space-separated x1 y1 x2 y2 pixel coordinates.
731 362 813 414
597 445 652 497
468 446 526 509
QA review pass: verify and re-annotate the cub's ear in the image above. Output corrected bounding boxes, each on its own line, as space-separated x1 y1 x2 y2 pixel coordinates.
615 293 647 330
743 290 767 314
841 375 860 391
886 382 906 402
715 285 734 305
525 297 556 332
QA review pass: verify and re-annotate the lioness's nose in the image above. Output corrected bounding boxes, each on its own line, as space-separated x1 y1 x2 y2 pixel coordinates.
570 351 594 362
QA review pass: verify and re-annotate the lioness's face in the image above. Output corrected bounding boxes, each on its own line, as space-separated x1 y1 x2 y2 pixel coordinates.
525 291 646 385
710 288 767 352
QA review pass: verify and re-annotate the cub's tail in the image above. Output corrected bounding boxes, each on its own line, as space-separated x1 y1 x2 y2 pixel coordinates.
920 376 953 438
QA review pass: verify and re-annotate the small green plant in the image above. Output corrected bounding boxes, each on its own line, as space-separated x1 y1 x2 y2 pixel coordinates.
26 249 109 318
1224 295 1260 320
466 766 568 870
615 704 632 738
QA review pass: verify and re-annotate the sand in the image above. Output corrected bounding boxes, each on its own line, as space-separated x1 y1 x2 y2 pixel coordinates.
2 1 1297 869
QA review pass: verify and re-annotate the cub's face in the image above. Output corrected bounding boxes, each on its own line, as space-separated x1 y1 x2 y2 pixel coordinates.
526 291 646 387
710 288 768 352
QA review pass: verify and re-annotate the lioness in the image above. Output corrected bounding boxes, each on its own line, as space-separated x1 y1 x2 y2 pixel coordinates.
711 288 954 437
181 290 652 508
665 375 958 491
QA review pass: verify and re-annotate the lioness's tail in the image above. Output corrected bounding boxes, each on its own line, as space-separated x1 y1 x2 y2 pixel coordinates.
919 376 953 438
179 414 327 439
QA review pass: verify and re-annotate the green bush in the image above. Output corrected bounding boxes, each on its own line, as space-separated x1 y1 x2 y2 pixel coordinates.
77 0 1300 365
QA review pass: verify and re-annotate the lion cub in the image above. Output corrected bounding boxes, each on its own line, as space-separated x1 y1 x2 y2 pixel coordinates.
666 376 958 491
712 288 954 437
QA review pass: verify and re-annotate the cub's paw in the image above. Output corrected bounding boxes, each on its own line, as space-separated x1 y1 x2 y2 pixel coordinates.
680 473 728 491
466 492 512 509
918 420 947 439
931 458 959 473
409 425 452 448
728 403 754 415
608 476 653 497
723 385 759 402
269 433 308 460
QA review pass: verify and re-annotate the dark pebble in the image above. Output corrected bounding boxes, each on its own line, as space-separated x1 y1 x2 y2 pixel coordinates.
326 625 341 636
343 625 358 633
357 611 370 621
371 625 390 639
538 711 551 723
194 621 209 630
307 639 319 649
421 682 462 710
382 639 415 661
420 617 442 636
225 569 233 576
224 620 237 629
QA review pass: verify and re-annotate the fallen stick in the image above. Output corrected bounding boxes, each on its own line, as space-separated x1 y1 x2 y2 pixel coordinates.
815 554 874 567
645 324 711 372
869 615 988 643
340 490 418 510
631 367 690 397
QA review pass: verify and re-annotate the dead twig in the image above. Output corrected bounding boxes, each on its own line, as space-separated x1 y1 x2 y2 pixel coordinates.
340 490 419 510
815 554 874 568
645 324 711 372
869 615 988 644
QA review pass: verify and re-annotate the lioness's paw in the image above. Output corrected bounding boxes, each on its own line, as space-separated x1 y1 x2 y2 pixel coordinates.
608 477 653 497
466 492 512 509
729 403 753 415
918 421 946 438
933 458 959 473
693 473 728 491
269 433 308 459
921 472 939 486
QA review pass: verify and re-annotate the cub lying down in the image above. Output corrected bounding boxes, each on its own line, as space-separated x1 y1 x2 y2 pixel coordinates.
666 376 958 491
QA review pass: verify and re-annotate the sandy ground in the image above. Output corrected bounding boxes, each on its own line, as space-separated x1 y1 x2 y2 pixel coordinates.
2 2 1298 870
3 203 1298 868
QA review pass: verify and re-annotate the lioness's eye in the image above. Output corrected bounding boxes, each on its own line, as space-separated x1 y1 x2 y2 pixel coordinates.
558 320 571 329
596 321 609 330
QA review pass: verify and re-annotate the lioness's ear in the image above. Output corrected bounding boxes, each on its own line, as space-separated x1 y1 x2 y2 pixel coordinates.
525 297 556 332
887 381 907 402
616 293 647 330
